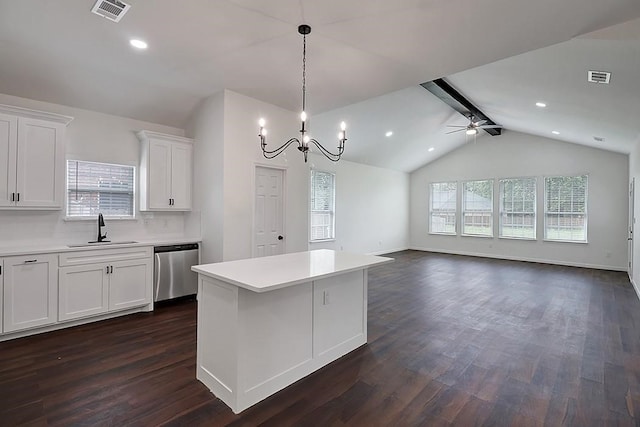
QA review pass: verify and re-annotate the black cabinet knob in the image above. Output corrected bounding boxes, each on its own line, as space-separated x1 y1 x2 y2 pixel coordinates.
278 235 284 240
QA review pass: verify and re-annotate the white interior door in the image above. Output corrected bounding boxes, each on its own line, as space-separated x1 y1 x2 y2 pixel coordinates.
629 178 635 279
254 166 285 257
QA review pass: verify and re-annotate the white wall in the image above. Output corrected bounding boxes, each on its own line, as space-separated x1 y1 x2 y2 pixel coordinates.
222 91 310 261
410 131 629 270
308 154 409 255
187 90 308 263
185 94 225 263
0 93 191 247
187 90 409 262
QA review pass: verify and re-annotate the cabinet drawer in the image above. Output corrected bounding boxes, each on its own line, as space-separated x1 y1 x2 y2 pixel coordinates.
59 246 152 267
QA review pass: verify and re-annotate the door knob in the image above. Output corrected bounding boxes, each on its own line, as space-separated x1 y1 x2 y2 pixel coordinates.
278 235 284 240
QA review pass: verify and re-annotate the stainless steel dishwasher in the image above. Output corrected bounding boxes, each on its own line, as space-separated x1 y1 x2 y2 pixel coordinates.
153 243 199 302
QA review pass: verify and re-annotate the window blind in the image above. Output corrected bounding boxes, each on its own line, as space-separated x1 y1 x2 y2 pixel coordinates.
310 170 335 241
499 178 536 239
462 180 493 236
429 182 457 234
544 175 587 242
67 160 135 218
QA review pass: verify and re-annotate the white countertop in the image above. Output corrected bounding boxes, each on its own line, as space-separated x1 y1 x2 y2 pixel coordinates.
191 249 393 293
0 237 201 257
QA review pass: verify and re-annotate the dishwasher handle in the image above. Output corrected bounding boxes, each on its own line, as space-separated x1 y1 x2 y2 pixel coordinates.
154 243 199 253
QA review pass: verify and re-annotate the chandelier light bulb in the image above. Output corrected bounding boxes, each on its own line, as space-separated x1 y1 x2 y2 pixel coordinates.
258 118 266 127
303 135 310 144
300 111 307 122
338 131 344 140
261 128 267 136
340 121 346 131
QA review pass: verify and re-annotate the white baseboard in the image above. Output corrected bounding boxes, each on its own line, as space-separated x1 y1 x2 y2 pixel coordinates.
408 246 627 272
367 246 409 256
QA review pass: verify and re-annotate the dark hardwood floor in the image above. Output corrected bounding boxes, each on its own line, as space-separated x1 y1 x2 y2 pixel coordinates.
2 250 640 426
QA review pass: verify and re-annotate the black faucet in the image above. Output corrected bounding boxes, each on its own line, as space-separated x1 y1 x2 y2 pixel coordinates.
97 213 109 242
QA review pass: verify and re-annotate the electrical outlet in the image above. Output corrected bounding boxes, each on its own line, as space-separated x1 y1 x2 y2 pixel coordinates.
323 290 330 305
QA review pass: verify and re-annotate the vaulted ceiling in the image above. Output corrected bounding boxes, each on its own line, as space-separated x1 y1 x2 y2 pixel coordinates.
1 0 639 172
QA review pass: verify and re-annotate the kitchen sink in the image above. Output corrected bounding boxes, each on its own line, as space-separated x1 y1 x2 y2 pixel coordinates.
67 241 138 248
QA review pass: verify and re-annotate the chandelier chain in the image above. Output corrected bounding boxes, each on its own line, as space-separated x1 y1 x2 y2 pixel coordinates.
302 33 306 112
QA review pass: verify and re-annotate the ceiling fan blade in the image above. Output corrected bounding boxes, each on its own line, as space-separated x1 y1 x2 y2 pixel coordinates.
445 129 465 134
473 119 488 126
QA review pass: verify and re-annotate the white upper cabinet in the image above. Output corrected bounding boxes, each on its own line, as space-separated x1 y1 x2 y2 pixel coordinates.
137 130 193 211
0 105 73 210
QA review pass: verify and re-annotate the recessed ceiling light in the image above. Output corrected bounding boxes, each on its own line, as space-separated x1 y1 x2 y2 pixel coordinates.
385 131 393 137
552 130 560 135
130 39 148 49
536 102 547 108
428 147 435 152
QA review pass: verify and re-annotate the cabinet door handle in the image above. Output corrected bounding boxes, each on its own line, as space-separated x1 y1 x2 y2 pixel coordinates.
106 266 110 274
110 265 114 274
24 259 38 263
16 193 19 202
11 192 14 202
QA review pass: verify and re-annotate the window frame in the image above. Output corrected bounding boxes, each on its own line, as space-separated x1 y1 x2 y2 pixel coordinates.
66 159 136 220
461 179 494 237
429 181 457 235
309 169 336 242
543 174 588 243
499 177 537 240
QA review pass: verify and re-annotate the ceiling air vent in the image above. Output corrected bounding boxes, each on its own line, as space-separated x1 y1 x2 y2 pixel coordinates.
588 70 611 84
91 0 131 22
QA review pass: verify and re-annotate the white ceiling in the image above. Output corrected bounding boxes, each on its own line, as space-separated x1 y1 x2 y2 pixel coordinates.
1 0 640 172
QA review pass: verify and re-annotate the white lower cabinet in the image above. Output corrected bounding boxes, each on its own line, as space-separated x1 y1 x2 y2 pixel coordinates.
3 254 57 333
58 247 152 322
0 259 4 333
109 259 151 311
58 263 109 321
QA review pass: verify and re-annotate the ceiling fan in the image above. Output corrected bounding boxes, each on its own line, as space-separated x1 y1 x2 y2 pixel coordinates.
446 115 503 135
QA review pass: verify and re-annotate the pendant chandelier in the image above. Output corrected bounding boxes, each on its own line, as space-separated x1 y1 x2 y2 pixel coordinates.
258 24 347 163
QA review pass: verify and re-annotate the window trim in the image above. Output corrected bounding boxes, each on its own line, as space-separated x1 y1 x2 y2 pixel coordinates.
66 159 137 220
429 181 457 235
498 176 537 241
461 179 494 237
309 169 336 242
543 174 588 243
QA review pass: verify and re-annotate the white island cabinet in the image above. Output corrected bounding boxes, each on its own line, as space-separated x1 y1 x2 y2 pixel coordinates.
192 249 393 414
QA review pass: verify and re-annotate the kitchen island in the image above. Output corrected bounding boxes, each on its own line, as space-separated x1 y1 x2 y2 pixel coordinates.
191 249 393 414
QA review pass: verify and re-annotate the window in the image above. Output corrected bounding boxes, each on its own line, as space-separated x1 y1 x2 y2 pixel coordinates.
499 178 536 239
462 180 493 236
544 175 588 242
429 182 457 234
67 160 135 219
310 170 335 241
